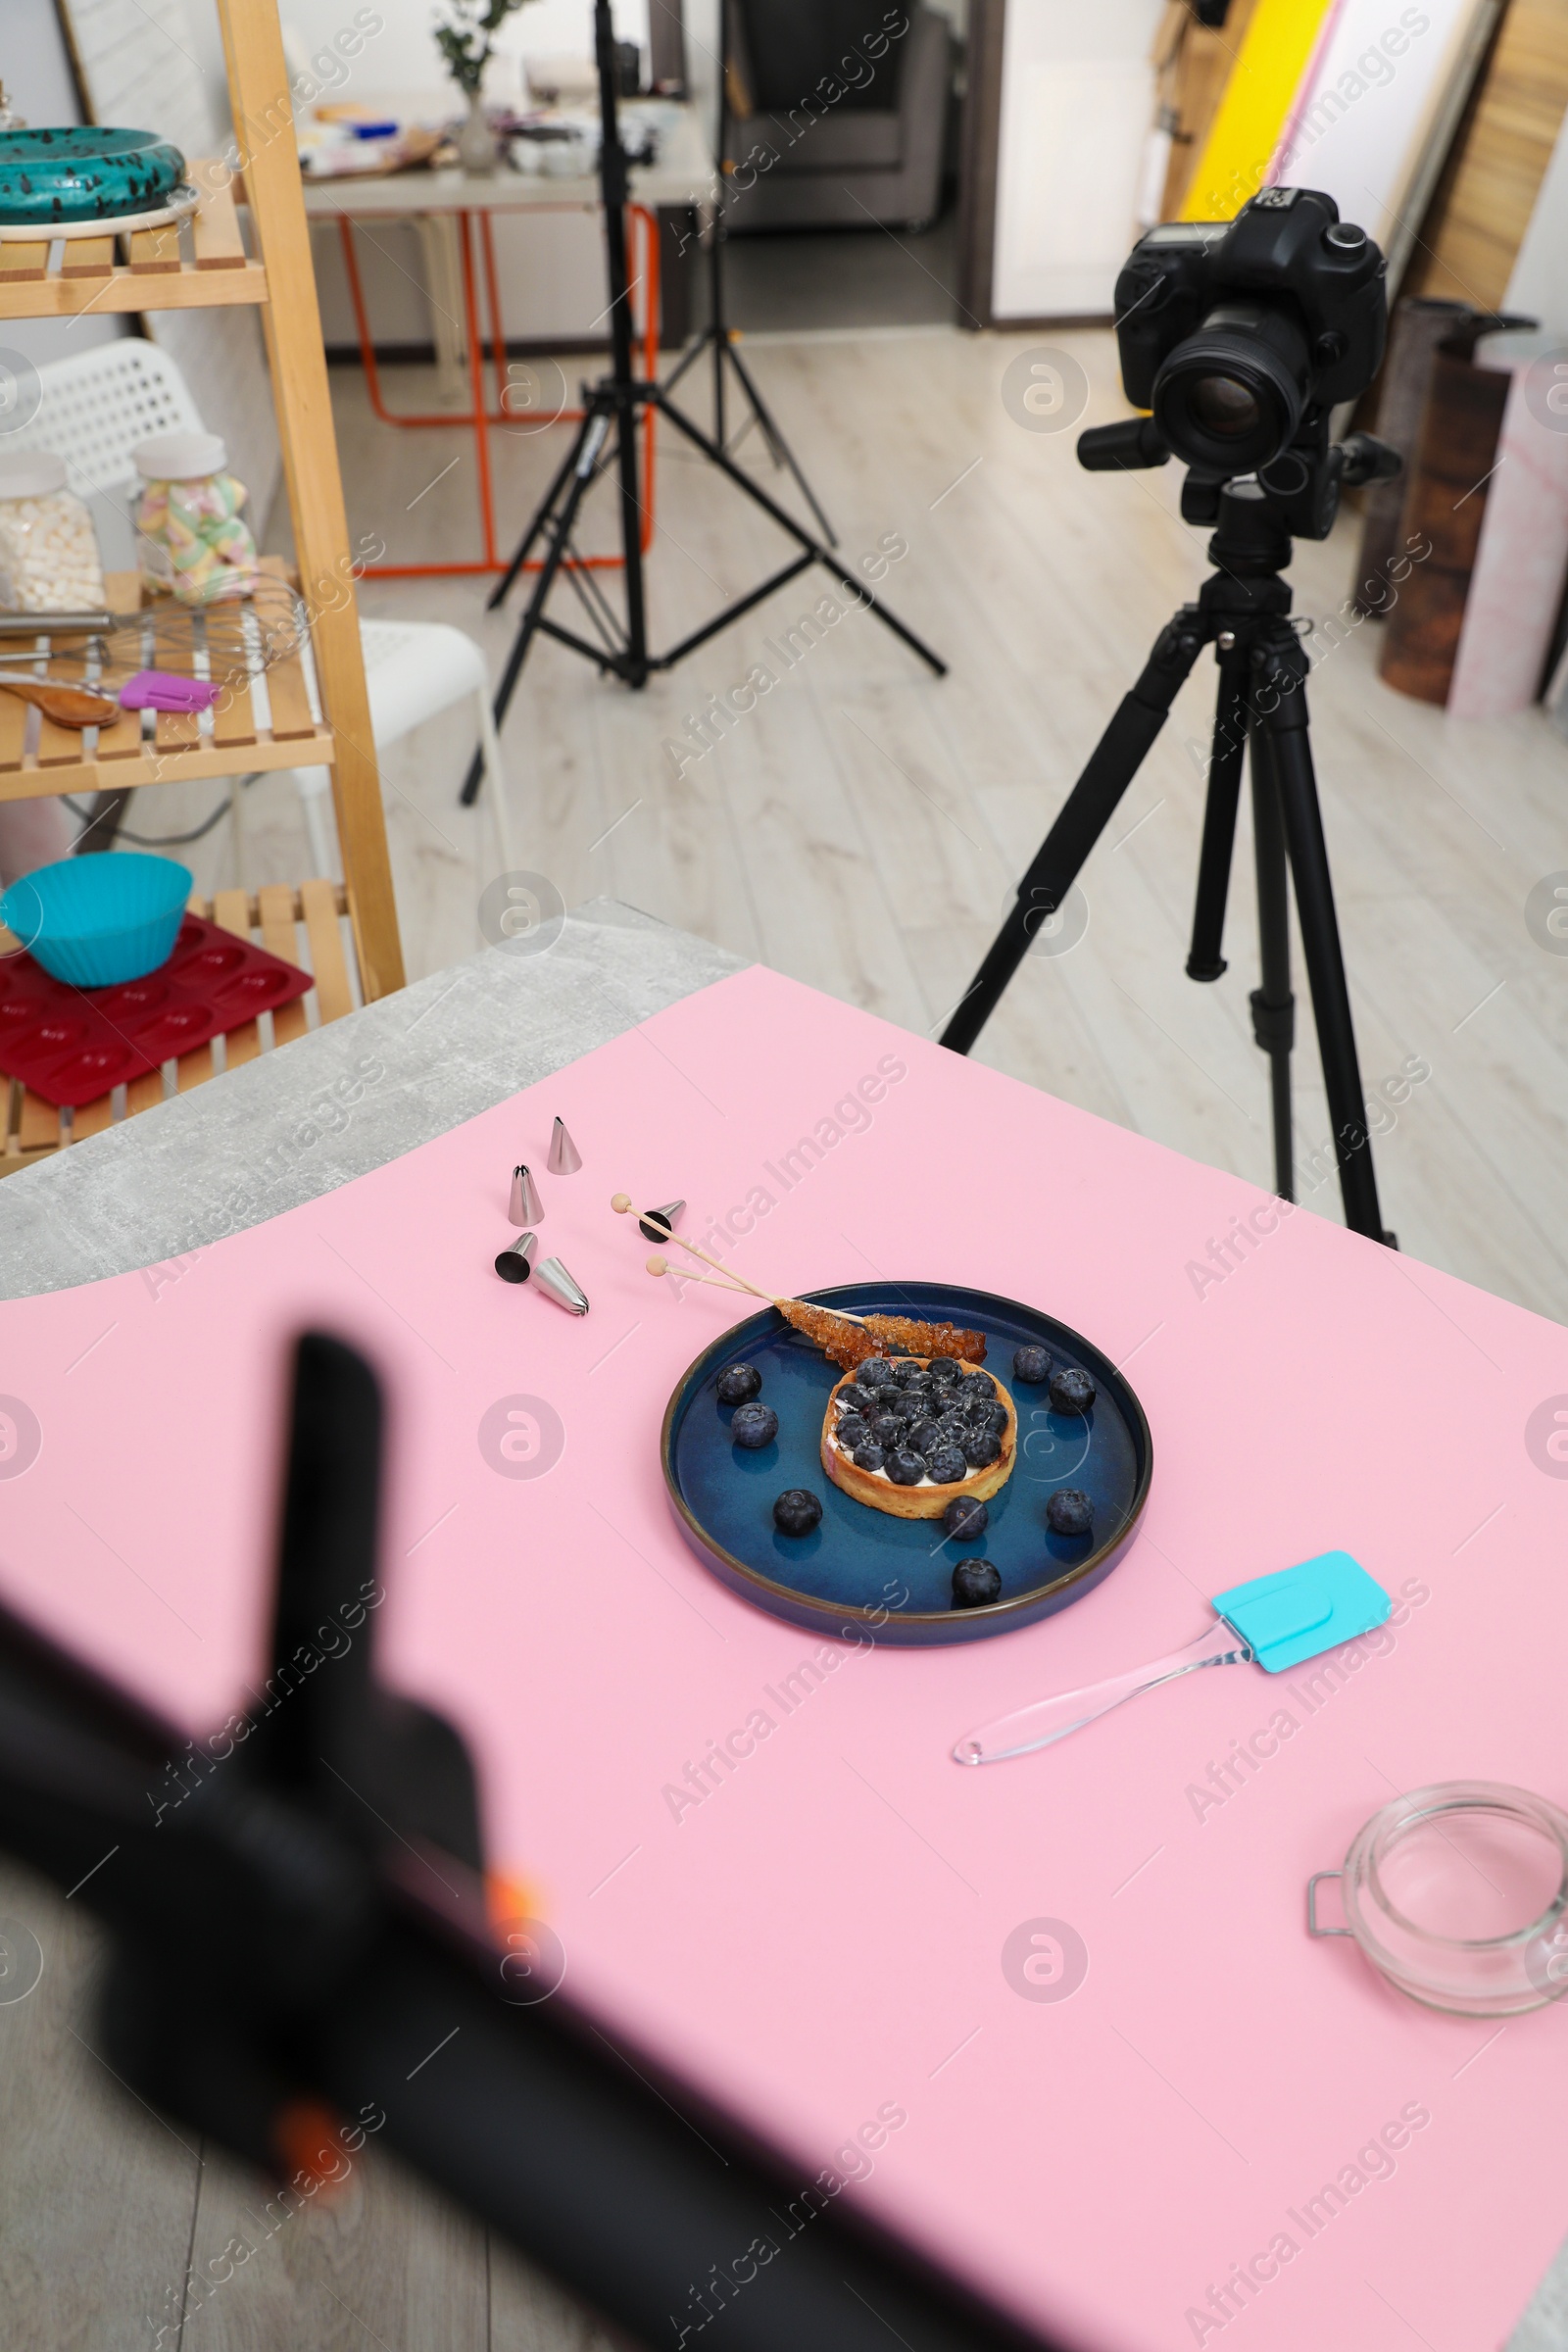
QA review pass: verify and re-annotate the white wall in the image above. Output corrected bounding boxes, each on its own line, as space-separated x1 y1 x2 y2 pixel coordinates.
275 0 652 108
991 0 1163 320
0 0 123 368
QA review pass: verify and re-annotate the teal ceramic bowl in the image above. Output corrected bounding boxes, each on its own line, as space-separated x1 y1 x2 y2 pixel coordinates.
0 129 188 227
1 854 192 988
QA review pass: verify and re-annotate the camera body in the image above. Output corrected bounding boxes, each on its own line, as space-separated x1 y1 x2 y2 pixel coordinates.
1111 188 1387 520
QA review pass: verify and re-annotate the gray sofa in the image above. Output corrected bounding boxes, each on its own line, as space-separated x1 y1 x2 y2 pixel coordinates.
722 1 950 232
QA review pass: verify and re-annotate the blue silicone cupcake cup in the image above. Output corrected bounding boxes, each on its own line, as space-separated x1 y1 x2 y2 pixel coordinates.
1 853 192 988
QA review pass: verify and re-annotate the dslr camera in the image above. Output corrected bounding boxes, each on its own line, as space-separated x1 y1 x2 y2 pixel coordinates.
1081 187 1396 537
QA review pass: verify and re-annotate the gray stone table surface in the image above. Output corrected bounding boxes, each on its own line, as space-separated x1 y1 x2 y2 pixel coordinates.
0 898 744 1301
0 895 1563 2351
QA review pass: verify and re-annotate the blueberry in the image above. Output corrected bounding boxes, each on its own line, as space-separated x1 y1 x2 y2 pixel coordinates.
944 1495 989 1541
886 1448 926 1487
730 1401 778 1449
975 1401 1009 1438
1047 1488 1094 1537
853 1443 886 1472
836 1412 869 1452
952 1558 1002 1608
716 1363 761 1406
962 1429 1001 1469
927 1356 962 1387
1012 1344 1052 1385
909 1417 944 1456
774 1488 823 1536
892 1360 930 1390
868 1410 905 1448
1049 1367 1097 1416
856 1358 897 1392
927 1445 968 1486
938 1411 969 1443
960 1370 997 1400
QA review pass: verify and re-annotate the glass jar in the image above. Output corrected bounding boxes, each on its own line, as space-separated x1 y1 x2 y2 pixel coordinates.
0 449 105 612
1309 1781 1568 2017
132 429 261 606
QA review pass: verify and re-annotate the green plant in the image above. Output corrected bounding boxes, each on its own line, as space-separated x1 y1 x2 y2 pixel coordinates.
434 0 533 100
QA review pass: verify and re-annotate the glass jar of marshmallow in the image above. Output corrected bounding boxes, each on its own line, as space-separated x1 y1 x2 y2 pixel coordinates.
133 429 261 606
0 450 106 613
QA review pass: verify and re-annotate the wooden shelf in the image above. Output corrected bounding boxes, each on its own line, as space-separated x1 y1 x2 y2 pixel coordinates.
0 22 406 1011
1 880 357 1171
0 160 268 318
0 568 332 800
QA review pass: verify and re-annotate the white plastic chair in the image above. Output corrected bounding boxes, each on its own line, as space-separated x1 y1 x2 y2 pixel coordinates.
287 618 514 879
22 338 514 875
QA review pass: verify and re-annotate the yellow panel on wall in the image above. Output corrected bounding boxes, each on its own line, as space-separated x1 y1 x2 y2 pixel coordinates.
1178 0 1338 220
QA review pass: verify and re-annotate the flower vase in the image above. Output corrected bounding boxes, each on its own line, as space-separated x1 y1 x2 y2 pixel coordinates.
458 91 499 176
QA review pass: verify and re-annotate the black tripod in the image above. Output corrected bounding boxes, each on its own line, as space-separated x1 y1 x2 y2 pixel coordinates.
943 469 1393 1243
656 2 838 546
461 0 943 806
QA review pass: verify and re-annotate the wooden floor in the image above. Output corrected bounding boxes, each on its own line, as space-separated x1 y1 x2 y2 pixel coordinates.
207 322 1568 1328
11 322 1568 2351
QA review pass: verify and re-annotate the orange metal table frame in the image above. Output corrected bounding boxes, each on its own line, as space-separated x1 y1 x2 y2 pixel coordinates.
334 201 661 579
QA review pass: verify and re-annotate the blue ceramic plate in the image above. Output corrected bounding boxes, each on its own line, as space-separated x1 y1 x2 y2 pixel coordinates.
662 1283 1152 1645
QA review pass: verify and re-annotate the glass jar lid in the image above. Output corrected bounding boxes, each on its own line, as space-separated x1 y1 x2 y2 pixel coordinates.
0 449 68 499
133 430 227 482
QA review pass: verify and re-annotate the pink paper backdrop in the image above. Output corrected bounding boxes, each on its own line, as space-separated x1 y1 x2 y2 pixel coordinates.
3 964 1567 2352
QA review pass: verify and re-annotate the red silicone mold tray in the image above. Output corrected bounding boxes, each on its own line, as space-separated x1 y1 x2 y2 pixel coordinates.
0 914 314 1108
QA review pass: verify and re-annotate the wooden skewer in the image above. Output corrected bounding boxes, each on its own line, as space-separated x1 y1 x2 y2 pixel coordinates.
645 1253 754 1296
612 1193 868 1324
612 1195 773 1303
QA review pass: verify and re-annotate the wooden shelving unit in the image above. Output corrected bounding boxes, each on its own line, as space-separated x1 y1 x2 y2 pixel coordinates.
0 0 404 1167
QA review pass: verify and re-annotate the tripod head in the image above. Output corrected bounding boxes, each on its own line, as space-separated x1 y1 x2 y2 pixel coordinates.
1078 413 1400 547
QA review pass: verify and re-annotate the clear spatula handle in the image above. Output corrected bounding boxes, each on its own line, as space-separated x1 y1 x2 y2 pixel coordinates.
953 1619 1253 1765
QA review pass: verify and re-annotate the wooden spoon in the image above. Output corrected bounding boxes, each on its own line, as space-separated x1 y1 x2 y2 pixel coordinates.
0 673 120 729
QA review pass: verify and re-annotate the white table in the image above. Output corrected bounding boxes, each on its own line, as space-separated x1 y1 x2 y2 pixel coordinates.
301 107 714 576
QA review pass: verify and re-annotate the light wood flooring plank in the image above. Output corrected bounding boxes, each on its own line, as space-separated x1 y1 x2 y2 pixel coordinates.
0 1862 202 2350
181 2138 487 2352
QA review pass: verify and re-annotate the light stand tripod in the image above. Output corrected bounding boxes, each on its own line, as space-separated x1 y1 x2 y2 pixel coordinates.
656 1 839 545
461 0 944 807
942 443 1398 1244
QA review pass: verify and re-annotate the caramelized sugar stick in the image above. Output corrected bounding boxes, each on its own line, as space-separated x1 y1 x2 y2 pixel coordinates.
776 1299 884 1373
861 1313 986 1364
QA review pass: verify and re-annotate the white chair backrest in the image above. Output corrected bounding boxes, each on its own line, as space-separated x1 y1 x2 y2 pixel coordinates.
17 337 206 505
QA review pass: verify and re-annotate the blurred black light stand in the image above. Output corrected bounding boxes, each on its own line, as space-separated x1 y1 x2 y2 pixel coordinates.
657 0 838 542
462 0 944 808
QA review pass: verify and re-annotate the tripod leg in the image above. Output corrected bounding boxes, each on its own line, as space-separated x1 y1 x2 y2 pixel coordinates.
724 340 839 548
941 613 1206 1054
650 388 946 676
462 414 612 805
1248 723 1296 1200
1256 647 1389 1243
1185 656 1250 981
485 412 597 613
713 288 726 447
613 387 649 682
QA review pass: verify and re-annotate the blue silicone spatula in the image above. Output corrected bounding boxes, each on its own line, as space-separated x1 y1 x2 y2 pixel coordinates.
953 1551 1391 1765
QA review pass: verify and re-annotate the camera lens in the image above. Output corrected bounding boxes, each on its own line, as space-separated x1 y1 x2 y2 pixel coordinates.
1151 301 1311 474
1187 374 1261 439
